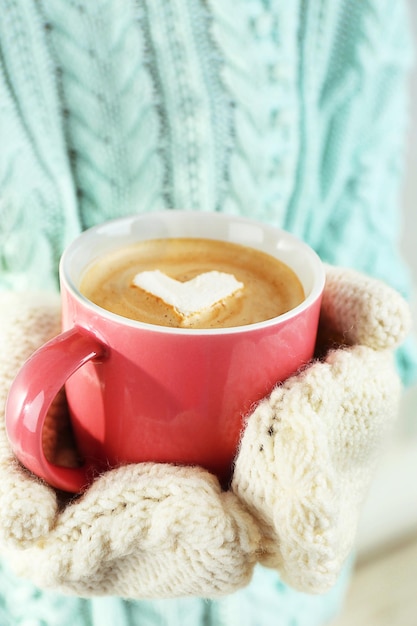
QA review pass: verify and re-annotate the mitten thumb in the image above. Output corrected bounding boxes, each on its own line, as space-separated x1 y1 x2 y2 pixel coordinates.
321 266 412 350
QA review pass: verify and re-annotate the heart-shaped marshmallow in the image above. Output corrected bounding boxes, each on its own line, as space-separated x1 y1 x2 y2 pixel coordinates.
132 270 244 317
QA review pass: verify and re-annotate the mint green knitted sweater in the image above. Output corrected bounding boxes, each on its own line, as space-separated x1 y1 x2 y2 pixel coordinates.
0 1 416 625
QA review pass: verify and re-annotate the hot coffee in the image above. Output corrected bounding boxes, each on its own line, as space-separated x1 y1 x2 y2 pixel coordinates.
6 212 324 492
80 237 305 329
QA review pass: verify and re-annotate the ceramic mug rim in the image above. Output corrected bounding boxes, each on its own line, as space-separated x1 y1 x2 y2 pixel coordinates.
60 211 325 336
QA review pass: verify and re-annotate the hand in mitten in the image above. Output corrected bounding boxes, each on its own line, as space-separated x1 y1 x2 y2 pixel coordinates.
0 293 260 598
232 266 412 594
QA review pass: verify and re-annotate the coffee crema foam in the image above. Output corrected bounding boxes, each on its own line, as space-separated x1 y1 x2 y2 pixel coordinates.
80 238 305 329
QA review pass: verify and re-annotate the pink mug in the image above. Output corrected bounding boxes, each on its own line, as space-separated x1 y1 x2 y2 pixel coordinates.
6 211 325 493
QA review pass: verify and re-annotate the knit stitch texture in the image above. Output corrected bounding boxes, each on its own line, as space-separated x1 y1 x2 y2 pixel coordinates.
0 1 416 625
232 265 411 592
0 2 414 298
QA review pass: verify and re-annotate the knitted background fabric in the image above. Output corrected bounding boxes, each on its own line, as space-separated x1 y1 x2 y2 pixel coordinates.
0 1 414 294
0 1 416 625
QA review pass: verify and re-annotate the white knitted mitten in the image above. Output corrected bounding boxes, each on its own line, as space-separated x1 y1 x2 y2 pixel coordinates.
0 268 412 598
232 266 412 594
0 293 260 598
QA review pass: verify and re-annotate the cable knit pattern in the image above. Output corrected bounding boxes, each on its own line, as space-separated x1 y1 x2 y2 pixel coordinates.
145 0 220 212
8 465 260 599
41 0 165 228
285 1 413 293
1 1 415 311
208 1 299 223
0 0 80 284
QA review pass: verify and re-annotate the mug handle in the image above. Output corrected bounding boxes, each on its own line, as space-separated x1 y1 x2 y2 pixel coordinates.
5 327 107 493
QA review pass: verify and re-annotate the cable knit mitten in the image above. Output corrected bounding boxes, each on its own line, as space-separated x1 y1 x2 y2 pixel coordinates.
0 268 412 599
232 266 412 594
0 293 260 598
